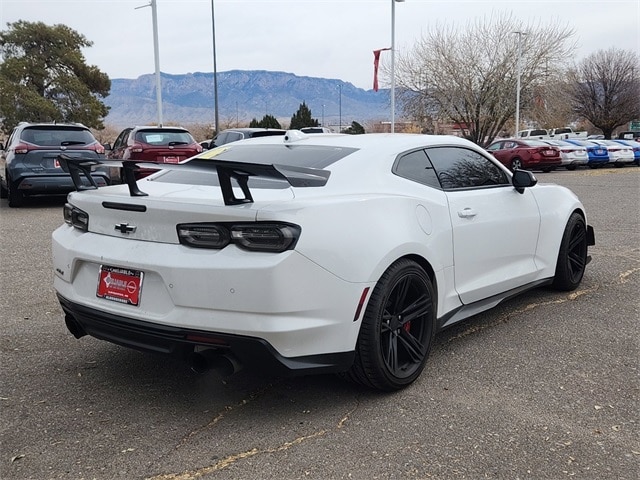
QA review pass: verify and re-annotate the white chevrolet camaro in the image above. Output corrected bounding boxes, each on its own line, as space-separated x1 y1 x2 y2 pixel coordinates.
53 131 595 391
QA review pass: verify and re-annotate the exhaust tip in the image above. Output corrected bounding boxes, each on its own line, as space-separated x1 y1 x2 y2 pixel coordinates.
189 350 242 376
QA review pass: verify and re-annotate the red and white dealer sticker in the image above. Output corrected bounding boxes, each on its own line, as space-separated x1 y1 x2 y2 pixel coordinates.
96 265 143 306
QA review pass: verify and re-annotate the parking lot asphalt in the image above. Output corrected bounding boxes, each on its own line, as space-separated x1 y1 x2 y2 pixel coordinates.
0 167 638 480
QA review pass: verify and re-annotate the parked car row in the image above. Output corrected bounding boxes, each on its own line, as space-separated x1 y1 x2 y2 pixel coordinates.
486 137 638 172
1 123 637 207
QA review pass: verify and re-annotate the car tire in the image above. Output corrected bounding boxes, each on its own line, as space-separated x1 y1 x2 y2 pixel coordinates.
566 165 577 171
0 178 7 199
342 259 436 391
511 158 523 170
7 176 24 208
552 213 588 291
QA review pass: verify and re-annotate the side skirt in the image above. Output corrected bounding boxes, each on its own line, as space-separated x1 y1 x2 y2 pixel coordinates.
437 278 553 331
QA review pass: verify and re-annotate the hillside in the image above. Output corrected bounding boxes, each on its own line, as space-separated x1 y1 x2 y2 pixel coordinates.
104 70 391 129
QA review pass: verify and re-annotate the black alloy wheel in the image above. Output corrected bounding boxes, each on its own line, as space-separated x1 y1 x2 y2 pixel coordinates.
344 259 436 391
552 213 588 291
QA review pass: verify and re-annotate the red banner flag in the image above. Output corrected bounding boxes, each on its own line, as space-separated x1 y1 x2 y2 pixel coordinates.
373 48 391 92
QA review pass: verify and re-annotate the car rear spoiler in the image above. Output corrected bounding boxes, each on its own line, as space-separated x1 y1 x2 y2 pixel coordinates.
57 155 331 206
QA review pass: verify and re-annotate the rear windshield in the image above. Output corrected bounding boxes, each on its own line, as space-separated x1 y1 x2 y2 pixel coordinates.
250 131 286 138
21 126 95 146
152 144 358 187
135 129 194 146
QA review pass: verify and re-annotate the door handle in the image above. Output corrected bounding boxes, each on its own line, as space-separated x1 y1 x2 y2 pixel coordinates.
457 208 477 218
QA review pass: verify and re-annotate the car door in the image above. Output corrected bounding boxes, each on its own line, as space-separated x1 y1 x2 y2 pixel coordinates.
108 129 131 159
486 140 513 167
426 146 541 305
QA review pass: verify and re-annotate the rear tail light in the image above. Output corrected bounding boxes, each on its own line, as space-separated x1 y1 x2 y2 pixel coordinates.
230 224 300 252
177 224 229 249
177 222 301 252
63 203 89 232
13 143 32 154
131 142 144 153
93 143 106 155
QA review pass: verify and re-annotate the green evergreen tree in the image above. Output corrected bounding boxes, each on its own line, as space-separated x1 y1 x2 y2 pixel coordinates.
343 121 366 135
289 102 319 130
249 114 281 129
0 21 111 134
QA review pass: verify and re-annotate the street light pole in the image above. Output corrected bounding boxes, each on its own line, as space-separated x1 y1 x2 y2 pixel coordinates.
513 31 525 138
339 83 342 132
391 0 404 133
211 0 219 135
136 0 163 126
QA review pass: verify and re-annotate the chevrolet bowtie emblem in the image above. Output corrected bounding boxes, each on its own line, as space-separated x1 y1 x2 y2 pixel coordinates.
115 223 137 234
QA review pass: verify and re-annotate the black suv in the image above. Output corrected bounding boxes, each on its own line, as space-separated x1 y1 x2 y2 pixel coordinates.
0 122 109 207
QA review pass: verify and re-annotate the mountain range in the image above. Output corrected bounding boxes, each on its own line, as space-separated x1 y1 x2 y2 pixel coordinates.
104 70 392 129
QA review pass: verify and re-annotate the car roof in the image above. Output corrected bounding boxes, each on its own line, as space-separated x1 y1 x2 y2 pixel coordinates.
212 131 483 157
132 125 189 131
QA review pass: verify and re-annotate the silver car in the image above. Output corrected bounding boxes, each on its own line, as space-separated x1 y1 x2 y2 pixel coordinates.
541 140 588 170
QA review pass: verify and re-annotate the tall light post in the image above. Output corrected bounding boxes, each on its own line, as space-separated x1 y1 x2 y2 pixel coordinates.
211 0 219 135
338 83 342 132
136 0 163 126
513 31 526 138
391 0 404 133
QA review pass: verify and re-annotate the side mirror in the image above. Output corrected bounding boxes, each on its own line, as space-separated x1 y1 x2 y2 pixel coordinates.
512 169 537 194
199 141 210 150
103 143 112 151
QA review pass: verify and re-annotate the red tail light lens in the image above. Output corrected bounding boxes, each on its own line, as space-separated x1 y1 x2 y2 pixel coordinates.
131 143 144 153
13 143 32 154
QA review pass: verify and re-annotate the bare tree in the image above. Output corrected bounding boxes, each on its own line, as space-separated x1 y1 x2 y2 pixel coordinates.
394 13 575 146
568 48 640 139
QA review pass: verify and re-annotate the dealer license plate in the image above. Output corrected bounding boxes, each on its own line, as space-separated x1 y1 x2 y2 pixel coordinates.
96 265 143 306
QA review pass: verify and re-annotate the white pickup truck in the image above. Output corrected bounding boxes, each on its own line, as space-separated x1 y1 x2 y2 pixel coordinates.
547 127 588 139
517 127 588 140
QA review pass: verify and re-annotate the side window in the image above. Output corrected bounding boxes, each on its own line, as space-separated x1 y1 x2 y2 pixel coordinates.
213 132 228 146
393 149 441 189
227 132 244 143
425 147 509 190
486 142 502 152
113 130 129 149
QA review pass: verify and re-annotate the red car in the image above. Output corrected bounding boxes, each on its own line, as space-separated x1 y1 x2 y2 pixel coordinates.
486 139 562 172
107 126 202 178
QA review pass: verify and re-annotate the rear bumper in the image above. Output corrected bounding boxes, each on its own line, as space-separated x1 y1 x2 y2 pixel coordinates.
57 294 354 376
15 174 109 193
